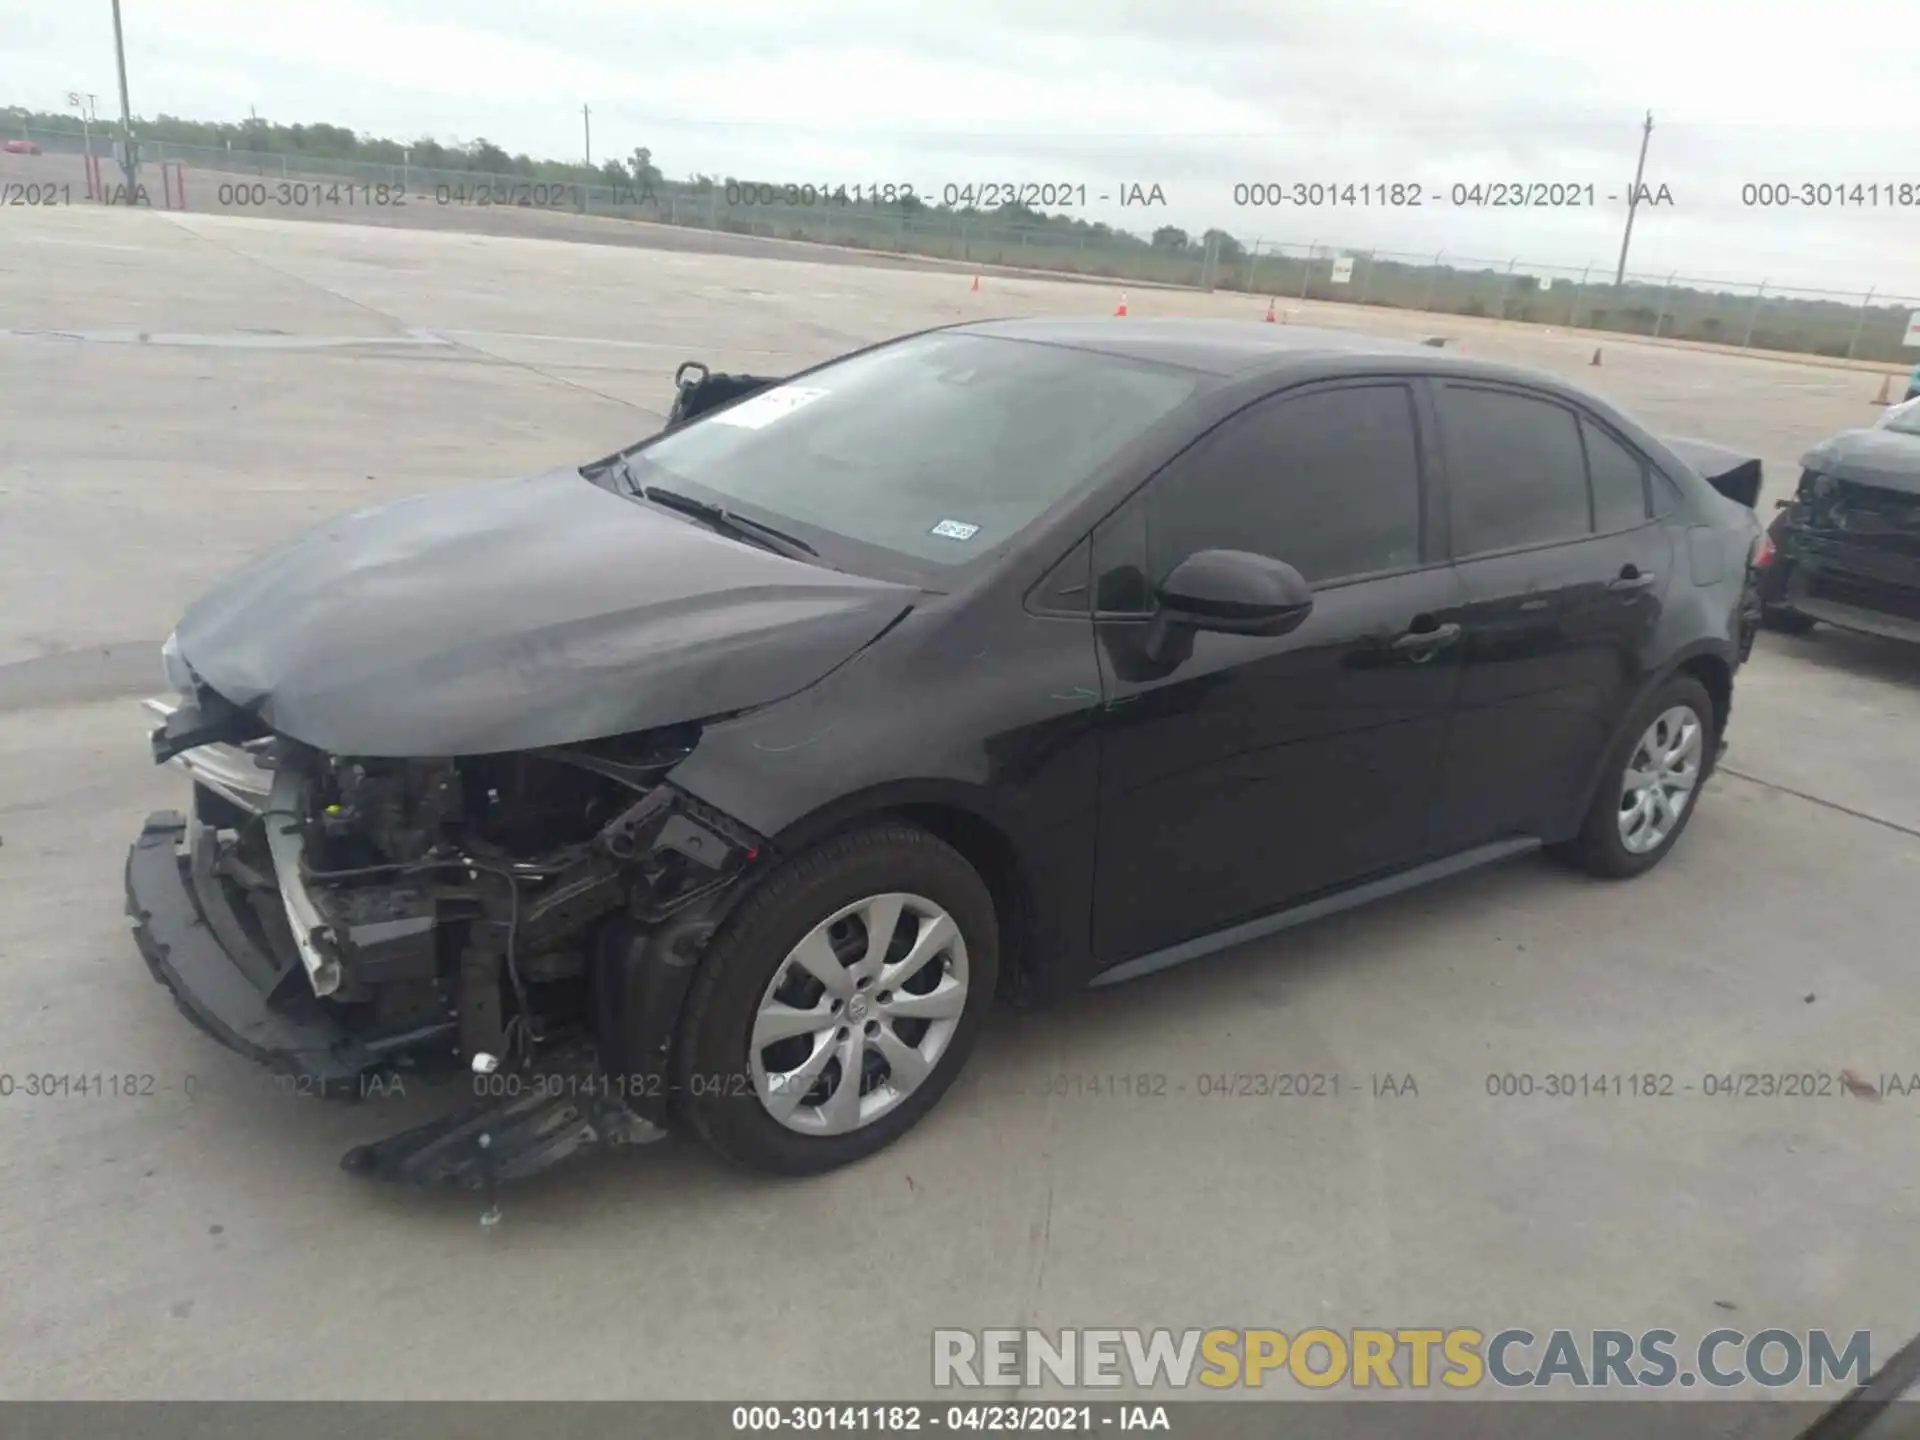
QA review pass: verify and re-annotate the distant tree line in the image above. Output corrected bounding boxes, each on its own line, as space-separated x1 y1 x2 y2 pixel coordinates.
0 104 1217 249
6 104 1908 361
0 105 664 191
0 104 1270 255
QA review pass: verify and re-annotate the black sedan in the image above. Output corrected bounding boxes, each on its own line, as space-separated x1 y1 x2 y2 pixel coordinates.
126 318 1766 1185
1756 399 1920 644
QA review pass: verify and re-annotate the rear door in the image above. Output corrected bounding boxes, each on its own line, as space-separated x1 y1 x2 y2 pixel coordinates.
1090 380 1465 965
1426 382 1673 852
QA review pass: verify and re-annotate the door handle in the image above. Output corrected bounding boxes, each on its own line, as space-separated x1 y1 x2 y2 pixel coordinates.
1608 567 1657 592
1391 621 1461 653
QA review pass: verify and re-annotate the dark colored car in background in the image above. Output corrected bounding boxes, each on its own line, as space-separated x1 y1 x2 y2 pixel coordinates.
126 318 1766 1187
1757 399 1920 643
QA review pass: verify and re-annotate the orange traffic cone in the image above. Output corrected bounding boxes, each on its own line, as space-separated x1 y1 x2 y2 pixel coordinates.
1114 293 1129 317
1873 373 1893 405
1264 298 1277 323
1590 347 1602 367
970 274 980 293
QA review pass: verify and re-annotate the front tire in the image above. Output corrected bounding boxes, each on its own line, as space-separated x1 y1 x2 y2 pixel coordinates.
674 822 998 1175
1553 675 1716 880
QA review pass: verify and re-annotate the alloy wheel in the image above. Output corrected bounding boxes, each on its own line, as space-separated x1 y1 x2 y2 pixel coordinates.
748 892 970 1136
1617 705 1703 855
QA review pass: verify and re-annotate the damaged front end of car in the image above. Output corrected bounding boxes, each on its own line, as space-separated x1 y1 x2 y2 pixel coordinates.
1758 436 1920 644
127 678 770 1193
122 365 927 1198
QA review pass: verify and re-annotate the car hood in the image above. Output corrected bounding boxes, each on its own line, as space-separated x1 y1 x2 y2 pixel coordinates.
172 468 918 757
1803 428 1920 495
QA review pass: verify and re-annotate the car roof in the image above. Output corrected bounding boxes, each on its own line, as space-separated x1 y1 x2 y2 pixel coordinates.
944 315 1714 498
951 315 1445 377
948 315 1644 419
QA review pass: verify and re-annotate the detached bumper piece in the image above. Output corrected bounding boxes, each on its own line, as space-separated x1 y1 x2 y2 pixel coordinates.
129 810 672 1199
339 1042 664 1193
125 811 381 1094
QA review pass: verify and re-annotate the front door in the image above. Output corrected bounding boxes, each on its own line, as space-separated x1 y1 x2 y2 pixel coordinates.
1090 380 1466 967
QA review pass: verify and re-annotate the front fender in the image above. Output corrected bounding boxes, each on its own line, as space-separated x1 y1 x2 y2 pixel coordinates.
665 601 1106 997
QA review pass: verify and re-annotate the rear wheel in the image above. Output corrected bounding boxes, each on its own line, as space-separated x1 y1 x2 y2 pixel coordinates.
1553 675 1715 879
675 822 997 1175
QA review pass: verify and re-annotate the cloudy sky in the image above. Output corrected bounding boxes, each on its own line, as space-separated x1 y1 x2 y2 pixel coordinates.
5 0 1916 294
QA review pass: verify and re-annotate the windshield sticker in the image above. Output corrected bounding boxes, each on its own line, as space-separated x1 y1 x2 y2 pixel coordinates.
930 519 981 541
710 385 831 430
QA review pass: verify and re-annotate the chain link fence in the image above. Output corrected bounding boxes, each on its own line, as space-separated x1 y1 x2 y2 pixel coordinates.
1231 243 1919 363
17 125 1920 367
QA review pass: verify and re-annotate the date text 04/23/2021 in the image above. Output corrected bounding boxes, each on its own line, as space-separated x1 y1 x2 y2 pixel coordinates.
1018 1072 1418 1099
729 1404 1172 1432
711 182 1170 209
1229 181 1676 208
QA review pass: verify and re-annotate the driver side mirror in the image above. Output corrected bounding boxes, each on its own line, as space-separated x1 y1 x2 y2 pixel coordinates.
1155 549 1314 637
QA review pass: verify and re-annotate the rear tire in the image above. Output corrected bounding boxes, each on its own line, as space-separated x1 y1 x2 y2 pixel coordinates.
1553 675 1716 880
675 822 997 1176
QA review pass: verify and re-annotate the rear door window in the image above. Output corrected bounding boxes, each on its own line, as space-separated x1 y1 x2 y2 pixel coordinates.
1438 385 1591 555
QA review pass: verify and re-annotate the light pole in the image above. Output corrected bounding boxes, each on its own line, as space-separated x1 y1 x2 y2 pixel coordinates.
110 0 138 200
582 103 591 168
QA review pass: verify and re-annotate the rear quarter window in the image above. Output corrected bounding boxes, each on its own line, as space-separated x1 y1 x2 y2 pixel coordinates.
1650 468 1686 516
1582 419 1652 532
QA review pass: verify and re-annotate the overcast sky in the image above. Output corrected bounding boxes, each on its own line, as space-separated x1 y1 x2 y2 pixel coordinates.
4 0 1916 295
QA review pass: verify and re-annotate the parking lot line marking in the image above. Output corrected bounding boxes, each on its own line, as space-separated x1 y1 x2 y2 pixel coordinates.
438 327 799 357
1721 765 1920 842
0 327 452 350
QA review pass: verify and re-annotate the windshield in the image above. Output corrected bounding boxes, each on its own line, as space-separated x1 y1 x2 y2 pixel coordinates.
623 331 1203 574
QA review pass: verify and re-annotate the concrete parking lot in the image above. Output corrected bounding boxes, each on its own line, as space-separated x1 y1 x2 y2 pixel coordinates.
1 204 1917 1409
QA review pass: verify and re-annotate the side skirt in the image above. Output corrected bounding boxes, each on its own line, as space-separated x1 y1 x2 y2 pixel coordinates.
1089 837 1542 988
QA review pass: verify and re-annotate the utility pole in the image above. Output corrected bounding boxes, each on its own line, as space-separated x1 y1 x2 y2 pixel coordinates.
582 104 591 168
110 0 138 200
1613 110 1653 287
